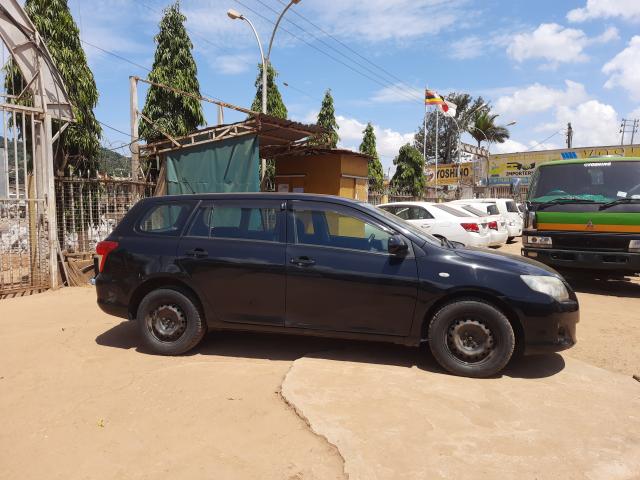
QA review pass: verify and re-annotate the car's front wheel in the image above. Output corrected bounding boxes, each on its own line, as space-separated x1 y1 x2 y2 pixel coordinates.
428 299 515 378
137 288 206 355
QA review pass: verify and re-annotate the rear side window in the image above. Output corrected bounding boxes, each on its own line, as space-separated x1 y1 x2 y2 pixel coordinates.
506 201 519 213
187 202 281 242
461 205 486 217
139 203 191 235
486 204 500 215
379 205 433 220
433 204 468 217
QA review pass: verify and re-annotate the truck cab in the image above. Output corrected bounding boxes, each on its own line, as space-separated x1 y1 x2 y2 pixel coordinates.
522 156 640 275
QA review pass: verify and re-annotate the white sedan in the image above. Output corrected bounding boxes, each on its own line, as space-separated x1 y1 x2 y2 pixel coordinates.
446 202 509 247
451 199 523 240
377 202 491 248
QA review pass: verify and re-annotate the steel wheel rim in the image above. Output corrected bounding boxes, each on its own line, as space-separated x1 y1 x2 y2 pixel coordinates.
145 304 187 343
446 318 494 363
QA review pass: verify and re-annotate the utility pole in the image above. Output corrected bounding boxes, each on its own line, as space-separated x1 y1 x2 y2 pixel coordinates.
566 122 573 148
130 76 140 180
620 118 639 146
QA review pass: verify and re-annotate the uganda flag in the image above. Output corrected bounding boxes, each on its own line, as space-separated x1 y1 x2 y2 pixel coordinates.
425 89 445 106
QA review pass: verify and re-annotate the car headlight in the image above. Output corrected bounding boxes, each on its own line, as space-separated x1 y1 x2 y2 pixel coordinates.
524 235 552 247
629 240 640 253
521 275 569 301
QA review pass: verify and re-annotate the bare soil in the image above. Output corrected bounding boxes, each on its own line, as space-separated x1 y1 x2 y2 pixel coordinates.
0 239 638 478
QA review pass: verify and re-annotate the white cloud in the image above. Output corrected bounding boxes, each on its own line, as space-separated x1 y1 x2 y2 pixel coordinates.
568 0 640 22
335 115 413 171
371 84 424 103
214 54 255 75
507 24 588 64
542 100 620 146
302 0 467 43
490 139 561 154
506 23 617 67
450 36 484 60
494 80 588 116
603 36 640 101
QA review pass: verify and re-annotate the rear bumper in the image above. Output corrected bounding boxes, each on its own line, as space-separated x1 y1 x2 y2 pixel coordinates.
522 247 640 272
489 230 509 246
95 274 130 319
507 224 523 237
466 234 491 248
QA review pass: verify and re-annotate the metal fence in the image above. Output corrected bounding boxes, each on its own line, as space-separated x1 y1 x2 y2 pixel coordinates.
55 177 155 255
0 198 50 295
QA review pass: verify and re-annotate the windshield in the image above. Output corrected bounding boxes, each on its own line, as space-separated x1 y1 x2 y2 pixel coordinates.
365 204 441 246
529 161 640 203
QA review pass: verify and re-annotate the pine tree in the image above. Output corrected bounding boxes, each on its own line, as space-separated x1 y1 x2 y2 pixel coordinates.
250 63 287 119
139 2 205 143
4 0 101 175
391 144 425 196
359 123 384 192
314 89 339 148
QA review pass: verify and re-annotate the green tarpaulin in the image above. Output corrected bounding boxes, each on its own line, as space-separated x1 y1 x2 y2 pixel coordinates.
166 135 260 194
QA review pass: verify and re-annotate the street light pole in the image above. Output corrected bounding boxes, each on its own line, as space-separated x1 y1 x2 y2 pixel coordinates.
227 1 301 185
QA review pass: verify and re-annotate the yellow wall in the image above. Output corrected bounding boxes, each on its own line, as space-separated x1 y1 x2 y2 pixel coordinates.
274 152 369 199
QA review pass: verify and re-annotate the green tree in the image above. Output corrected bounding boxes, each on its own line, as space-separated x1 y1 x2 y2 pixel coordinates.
139 2 204 143
249 63 287 190
250 64 288 118
414 92 487 165
391 144 425 196
4 0 101 175
359 123 383 192
314 89 339 148
470 111 511 147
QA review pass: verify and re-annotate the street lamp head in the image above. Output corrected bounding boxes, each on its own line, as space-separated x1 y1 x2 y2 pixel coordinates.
227 9 244 20
291 0 302 3
505 121 517 127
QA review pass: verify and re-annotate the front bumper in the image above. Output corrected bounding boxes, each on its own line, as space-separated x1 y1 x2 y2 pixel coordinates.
520 299 579 355
522 247 640 272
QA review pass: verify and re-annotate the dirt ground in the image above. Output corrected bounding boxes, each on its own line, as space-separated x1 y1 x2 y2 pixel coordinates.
1 239 639 479
501 240 640 376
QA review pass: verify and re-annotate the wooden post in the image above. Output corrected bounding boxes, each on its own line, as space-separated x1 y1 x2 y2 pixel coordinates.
130 76 140 180
44 113 58 288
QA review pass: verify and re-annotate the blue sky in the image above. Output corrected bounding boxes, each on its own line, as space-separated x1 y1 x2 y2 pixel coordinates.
40 0 640 173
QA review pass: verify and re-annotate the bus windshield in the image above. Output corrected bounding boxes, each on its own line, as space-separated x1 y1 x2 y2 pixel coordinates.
528 160 640 203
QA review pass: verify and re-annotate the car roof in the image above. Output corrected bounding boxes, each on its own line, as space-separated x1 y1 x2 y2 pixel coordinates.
142 192 365 206
378 201 435 207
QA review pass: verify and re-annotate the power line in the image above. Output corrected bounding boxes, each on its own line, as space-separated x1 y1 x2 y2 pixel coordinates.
80 39 151 72
254 0 423 104
234 0 423 105
527 129 563 151
272 0 424 102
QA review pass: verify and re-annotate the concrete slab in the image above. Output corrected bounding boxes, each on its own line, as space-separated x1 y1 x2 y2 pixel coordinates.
282 348 640 480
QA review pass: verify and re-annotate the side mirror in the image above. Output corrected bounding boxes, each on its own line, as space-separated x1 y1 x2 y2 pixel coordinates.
388 234 408 255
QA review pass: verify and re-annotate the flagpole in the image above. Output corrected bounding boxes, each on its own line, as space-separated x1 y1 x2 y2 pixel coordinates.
435 106 439 197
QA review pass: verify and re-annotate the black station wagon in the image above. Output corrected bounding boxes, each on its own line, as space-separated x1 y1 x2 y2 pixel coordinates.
95 193 578 377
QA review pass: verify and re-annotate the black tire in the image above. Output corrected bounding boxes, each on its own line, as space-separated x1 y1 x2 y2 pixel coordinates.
137 288 206 355
507 236 515 243
428 299 515 378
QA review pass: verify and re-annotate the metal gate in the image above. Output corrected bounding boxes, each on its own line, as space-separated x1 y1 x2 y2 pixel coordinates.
0 104 52 295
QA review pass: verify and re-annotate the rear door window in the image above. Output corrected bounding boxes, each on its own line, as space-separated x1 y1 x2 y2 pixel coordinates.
187 201 282 242
138 203 192 236
433 204 469 217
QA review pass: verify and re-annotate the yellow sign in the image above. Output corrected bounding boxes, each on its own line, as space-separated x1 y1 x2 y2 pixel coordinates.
488 144 640 185
425 162 473 186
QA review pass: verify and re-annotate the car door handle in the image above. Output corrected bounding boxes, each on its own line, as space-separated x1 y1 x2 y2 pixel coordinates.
290 256 315 267
185 248 208 258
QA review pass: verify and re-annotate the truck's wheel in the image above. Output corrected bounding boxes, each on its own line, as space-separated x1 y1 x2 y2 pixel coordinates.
137 288 206 355
428 299 515 378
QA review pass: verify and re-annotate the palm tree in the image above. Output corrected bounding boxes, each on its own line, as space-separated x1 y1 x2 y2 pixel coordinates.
470 112 510 147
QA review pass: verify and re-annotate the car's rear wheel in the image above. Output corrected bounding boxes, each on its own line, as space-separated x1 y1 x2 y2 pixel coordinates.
428 299 515 378
507 236 515 243
137 288 206 355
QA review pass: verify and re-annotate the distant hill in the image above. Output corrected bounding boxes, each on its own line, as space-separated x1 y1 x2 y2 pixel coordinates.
97 147 131 177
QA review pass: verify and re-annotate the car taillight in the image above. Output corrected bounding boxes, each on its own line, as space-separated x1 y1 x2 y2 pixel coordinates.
96 240 119 272
460 223 480 233
488 221 498 230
